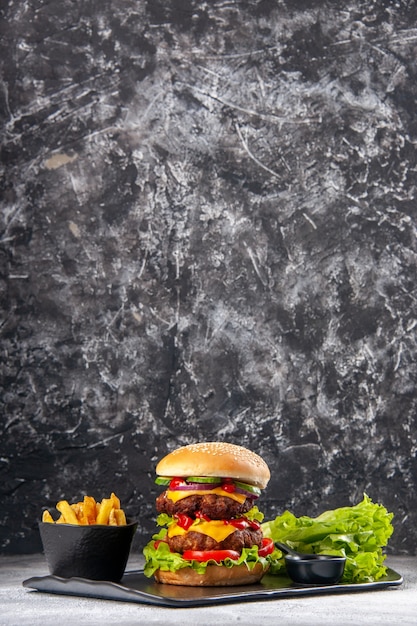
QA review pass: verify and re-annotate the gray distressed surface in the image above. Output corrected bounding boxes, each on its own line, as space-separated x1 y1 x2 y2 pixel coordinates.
1 554 416 626
1 1 417 554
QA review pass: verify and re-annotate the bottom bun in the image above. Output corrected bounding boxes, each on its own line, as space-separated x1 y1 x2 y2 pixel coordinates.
154 562 269 586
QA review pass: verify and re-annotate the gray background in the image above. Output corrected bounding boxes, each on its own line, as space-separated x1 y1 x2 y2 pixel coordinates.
1 0 416 555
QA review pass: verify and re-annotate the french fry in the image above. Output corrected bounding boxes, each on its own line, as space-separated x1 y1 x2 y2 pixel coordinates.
109 507 127 526
83 495 97 525
42 510 54 523
43 493 127 526
56 500 80 525
71 502 87 524
95 497 114 525
114 509 127 526
108 508 118 526
110 492 121 510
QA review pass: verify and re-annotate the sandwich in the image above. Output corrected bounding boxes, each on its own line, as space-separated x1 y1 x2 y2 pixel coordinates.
143 441 275 586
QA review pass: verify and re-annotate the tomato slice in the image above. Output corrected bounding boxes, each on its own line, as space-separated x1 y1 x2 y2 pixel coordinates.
174 513 194 530
258 537 274 557
221 479 236 493
170 477 186 489
224 517 261 530
195 510 211 522
182 549 240 563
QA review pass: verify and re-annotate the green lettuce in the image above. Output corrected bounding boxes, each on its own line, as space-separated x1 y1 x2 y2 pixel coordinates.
261 494 394 582
143 537 277 577
143 506 280 578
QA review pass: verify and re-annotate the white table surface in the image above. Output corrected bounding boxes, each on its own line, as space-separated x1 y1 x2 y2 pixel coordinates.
1 553 416 626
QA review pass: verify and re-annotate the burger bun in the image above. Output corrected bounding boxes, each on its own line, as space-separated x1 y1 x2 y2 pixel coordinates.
154 561 269 586
156 441 270 490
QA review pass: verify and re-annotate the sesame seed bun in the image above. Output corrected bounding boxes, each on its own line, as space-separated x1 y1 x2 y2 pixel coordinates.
154 561 269 586
156 442 270 490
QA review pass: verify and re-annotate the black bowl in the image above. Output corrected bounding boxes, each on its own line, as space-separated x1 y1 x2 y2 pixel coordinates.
39 519 138 582
285 554 346 585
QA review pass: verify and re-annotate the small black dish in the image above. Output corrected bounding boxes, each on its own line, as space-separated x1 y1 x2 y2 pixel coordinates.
275 541 346 585
39 519 138 582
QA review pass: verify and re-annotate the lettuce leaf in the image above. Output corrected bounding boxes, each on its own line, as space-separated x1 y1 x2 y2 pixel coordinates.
143 536 278 577
244 505 264 523
261 494 394 582
143 505 278 578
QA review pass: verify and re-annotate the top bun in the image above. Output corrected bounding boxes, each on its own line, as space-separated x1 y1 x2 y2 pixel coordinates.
156 441 270 489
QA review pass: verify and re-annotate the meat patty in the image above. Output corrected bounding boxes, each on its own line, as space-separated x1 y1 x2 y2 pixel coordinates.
167 527 263 554
156 492 253 519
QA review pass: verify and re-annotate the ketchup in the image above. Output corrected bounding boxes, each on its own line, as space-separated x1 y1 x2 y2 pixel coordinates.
223 517 261 530
221 478 236 493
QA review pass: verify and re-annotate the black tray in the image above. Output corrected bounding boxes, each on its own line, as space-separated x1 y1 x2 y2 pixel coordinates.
23 568 403 608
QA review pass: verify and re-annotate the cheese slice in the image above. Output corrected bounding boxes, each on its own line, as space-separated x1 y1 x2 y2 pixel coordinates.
167 519 237 542
166 487 246 504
